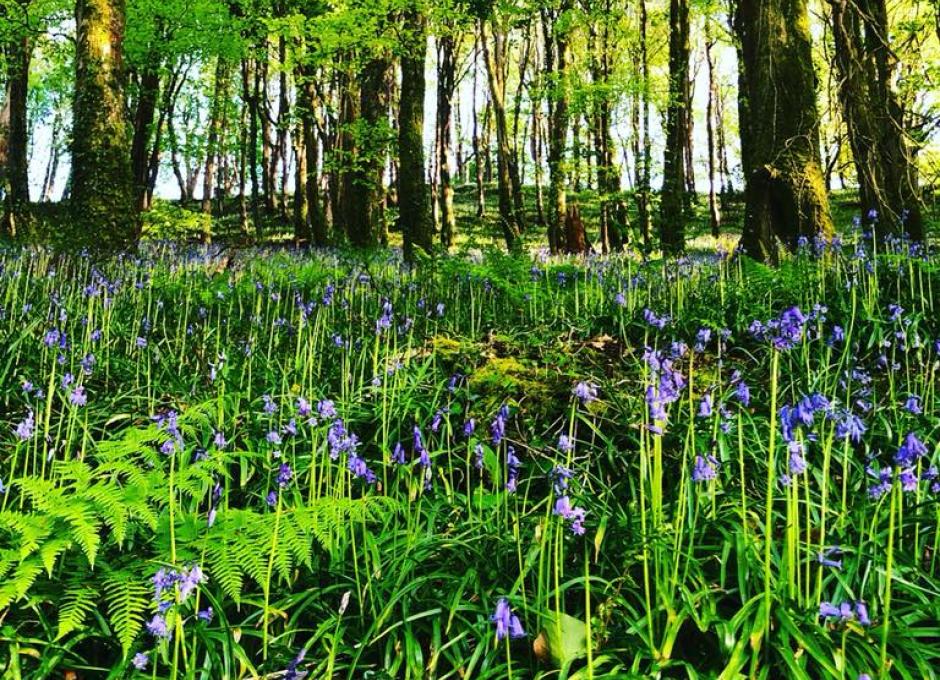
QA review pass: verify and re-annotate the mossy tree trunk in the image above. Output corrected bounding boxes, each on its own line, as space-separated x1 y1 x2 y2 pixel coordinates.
734 0 833 263
201 57 229 215
344 56 388 248
0 31 31 237
398 7 433 261
659 0 690 254
71 0 136 247
829 0 924 240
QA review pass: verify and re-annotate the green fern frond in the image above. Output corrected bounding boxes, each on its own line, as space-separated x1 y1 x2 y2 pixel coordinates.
103 570 150 657
57 579 100 640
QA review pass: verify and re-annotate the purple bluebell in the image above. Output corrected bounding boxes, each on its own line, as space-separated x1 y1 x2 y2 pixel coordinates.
505 447 521 493
146 614 170 639
392 442 406 464
463 418 475 438
284 648 307 680
491 599 526 641
474 443 484 470
573 382 598 404
132 652 149 670
816 546 842 570
318 399 337 420
14 410 34 440
697 393 713 418
692 455 718 483
895 432 927 467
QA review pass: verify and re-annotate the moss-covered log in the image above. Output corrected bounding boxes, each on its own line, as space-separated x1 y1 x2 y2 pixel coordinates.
735 0 833 263
71 0 136 248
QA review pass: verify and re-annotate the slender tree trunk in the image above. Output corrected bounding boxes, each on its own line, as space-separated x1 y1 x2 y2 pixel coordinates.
247 59 262 235
399 8 433 260
131 45 161 214
202 58 229 214
472 34 486 218
71 0 136 246
735 0 833 263
636 0 652 250
437 33 458 249
659 0 690 254
542 4 571 254
829 0 924 240
481 19 521 250
0 32 31 236
705 28 721 237
296 61 326 246
41 112 63 202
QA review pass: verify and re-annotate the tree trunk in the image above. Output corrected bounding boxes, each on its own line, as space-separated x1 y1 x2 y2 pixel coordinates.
399 8 433 260
202 58 229 214
829 0 924 240
735 0 833 263
0 32 31 237
71 0 136 247
344 57 387 247
542 3 571 254
437 32 458 249
636 0 652 250
481 19 521 250
41 112 63 202
472 33 486 218
659 0 690 254
131 46 161 214
296 62 326 246
705 28 721 237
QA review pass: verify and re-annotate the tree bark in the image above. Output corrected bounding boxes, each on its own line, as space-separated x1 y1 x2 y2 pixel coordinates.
437 32 458 249
636 0 652 250
829 0 924 240
705 27 721 237
541 3 571 254
735 0 833 263
0 31 31 237
71 0 137 247
659 0 690 254
481 19 521 250
202 58 230 214
399 8 433 260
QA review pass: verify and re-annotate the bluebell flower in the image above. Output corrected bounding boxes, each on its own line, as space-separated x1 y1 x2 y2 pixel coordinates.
263 394 277 414
266 491 278 506
277 464 293 487
573 381 598 403
816 546 842 569
463 419 475 438
284 648 307 680
557 434 574 453
146 614 170 639
895 432 927 467
14 410 34 440
179 565 205 601
474 443 484 469
213 430 227 448
392 442 406 464
491 599 526 641
318 399 337 420
692 455 718 483
69 385 87 407
788 441 807 475
553 495 587 535
697 393 713 418
132 652 149 670
505 447 521 493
